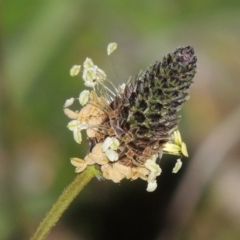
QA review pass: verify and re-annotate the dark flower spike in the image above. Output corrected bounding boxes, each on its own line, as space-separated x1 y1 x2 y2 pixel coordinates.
65 44 197 192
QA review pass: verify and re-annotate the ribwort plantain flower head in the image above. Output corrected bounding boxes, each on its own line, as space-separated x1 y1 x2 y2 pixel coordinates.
64 43 197 192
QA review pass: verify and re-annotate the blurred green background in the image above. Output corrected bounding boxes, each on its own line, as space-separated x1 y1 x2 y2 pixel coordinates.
1 0 240 239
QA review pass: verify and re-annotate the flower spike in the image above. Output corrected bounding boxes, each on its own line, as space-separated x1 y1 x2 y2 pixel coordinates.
65 43 197 191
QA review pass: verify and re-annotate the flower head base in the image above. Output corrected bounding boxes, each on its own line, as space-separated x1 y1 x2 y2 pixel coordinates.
65 43 197 191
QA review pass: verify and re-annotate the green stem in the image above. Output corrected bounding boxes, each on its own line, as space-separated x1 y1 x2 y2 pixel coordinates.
30 165 100 240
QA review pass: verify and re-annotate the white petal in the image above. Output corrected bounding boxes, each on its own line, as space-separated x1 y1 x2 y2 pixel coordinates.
172 159 182 173
107 42 118 55
102 137 113 152
146 180 157 192
70 65 81 77
79 90 90 106
105 149 119 162
63 97 75 108
67 120 80 131
73 129 82 144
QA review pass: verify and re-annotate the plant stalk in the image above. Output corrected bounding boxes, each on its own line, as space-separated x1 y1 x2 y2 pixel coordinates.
30 165 100 240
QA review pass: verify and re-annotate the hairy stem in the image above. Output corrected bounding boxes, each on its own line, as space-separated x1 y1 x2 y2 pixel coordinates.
30 165 100 240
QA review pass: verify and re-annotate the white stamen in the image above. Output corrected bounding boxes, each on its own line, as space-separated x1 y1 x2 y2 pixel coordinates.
144 160 161 176
73 129 82 144
146 180 157 192
110 138 120 150
102 137 113 152
83 58 95 69
79 90 90 106
63 97 75 108
107 42 118 55
70 65 81 77
105 149 119 162
172 159 182 173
